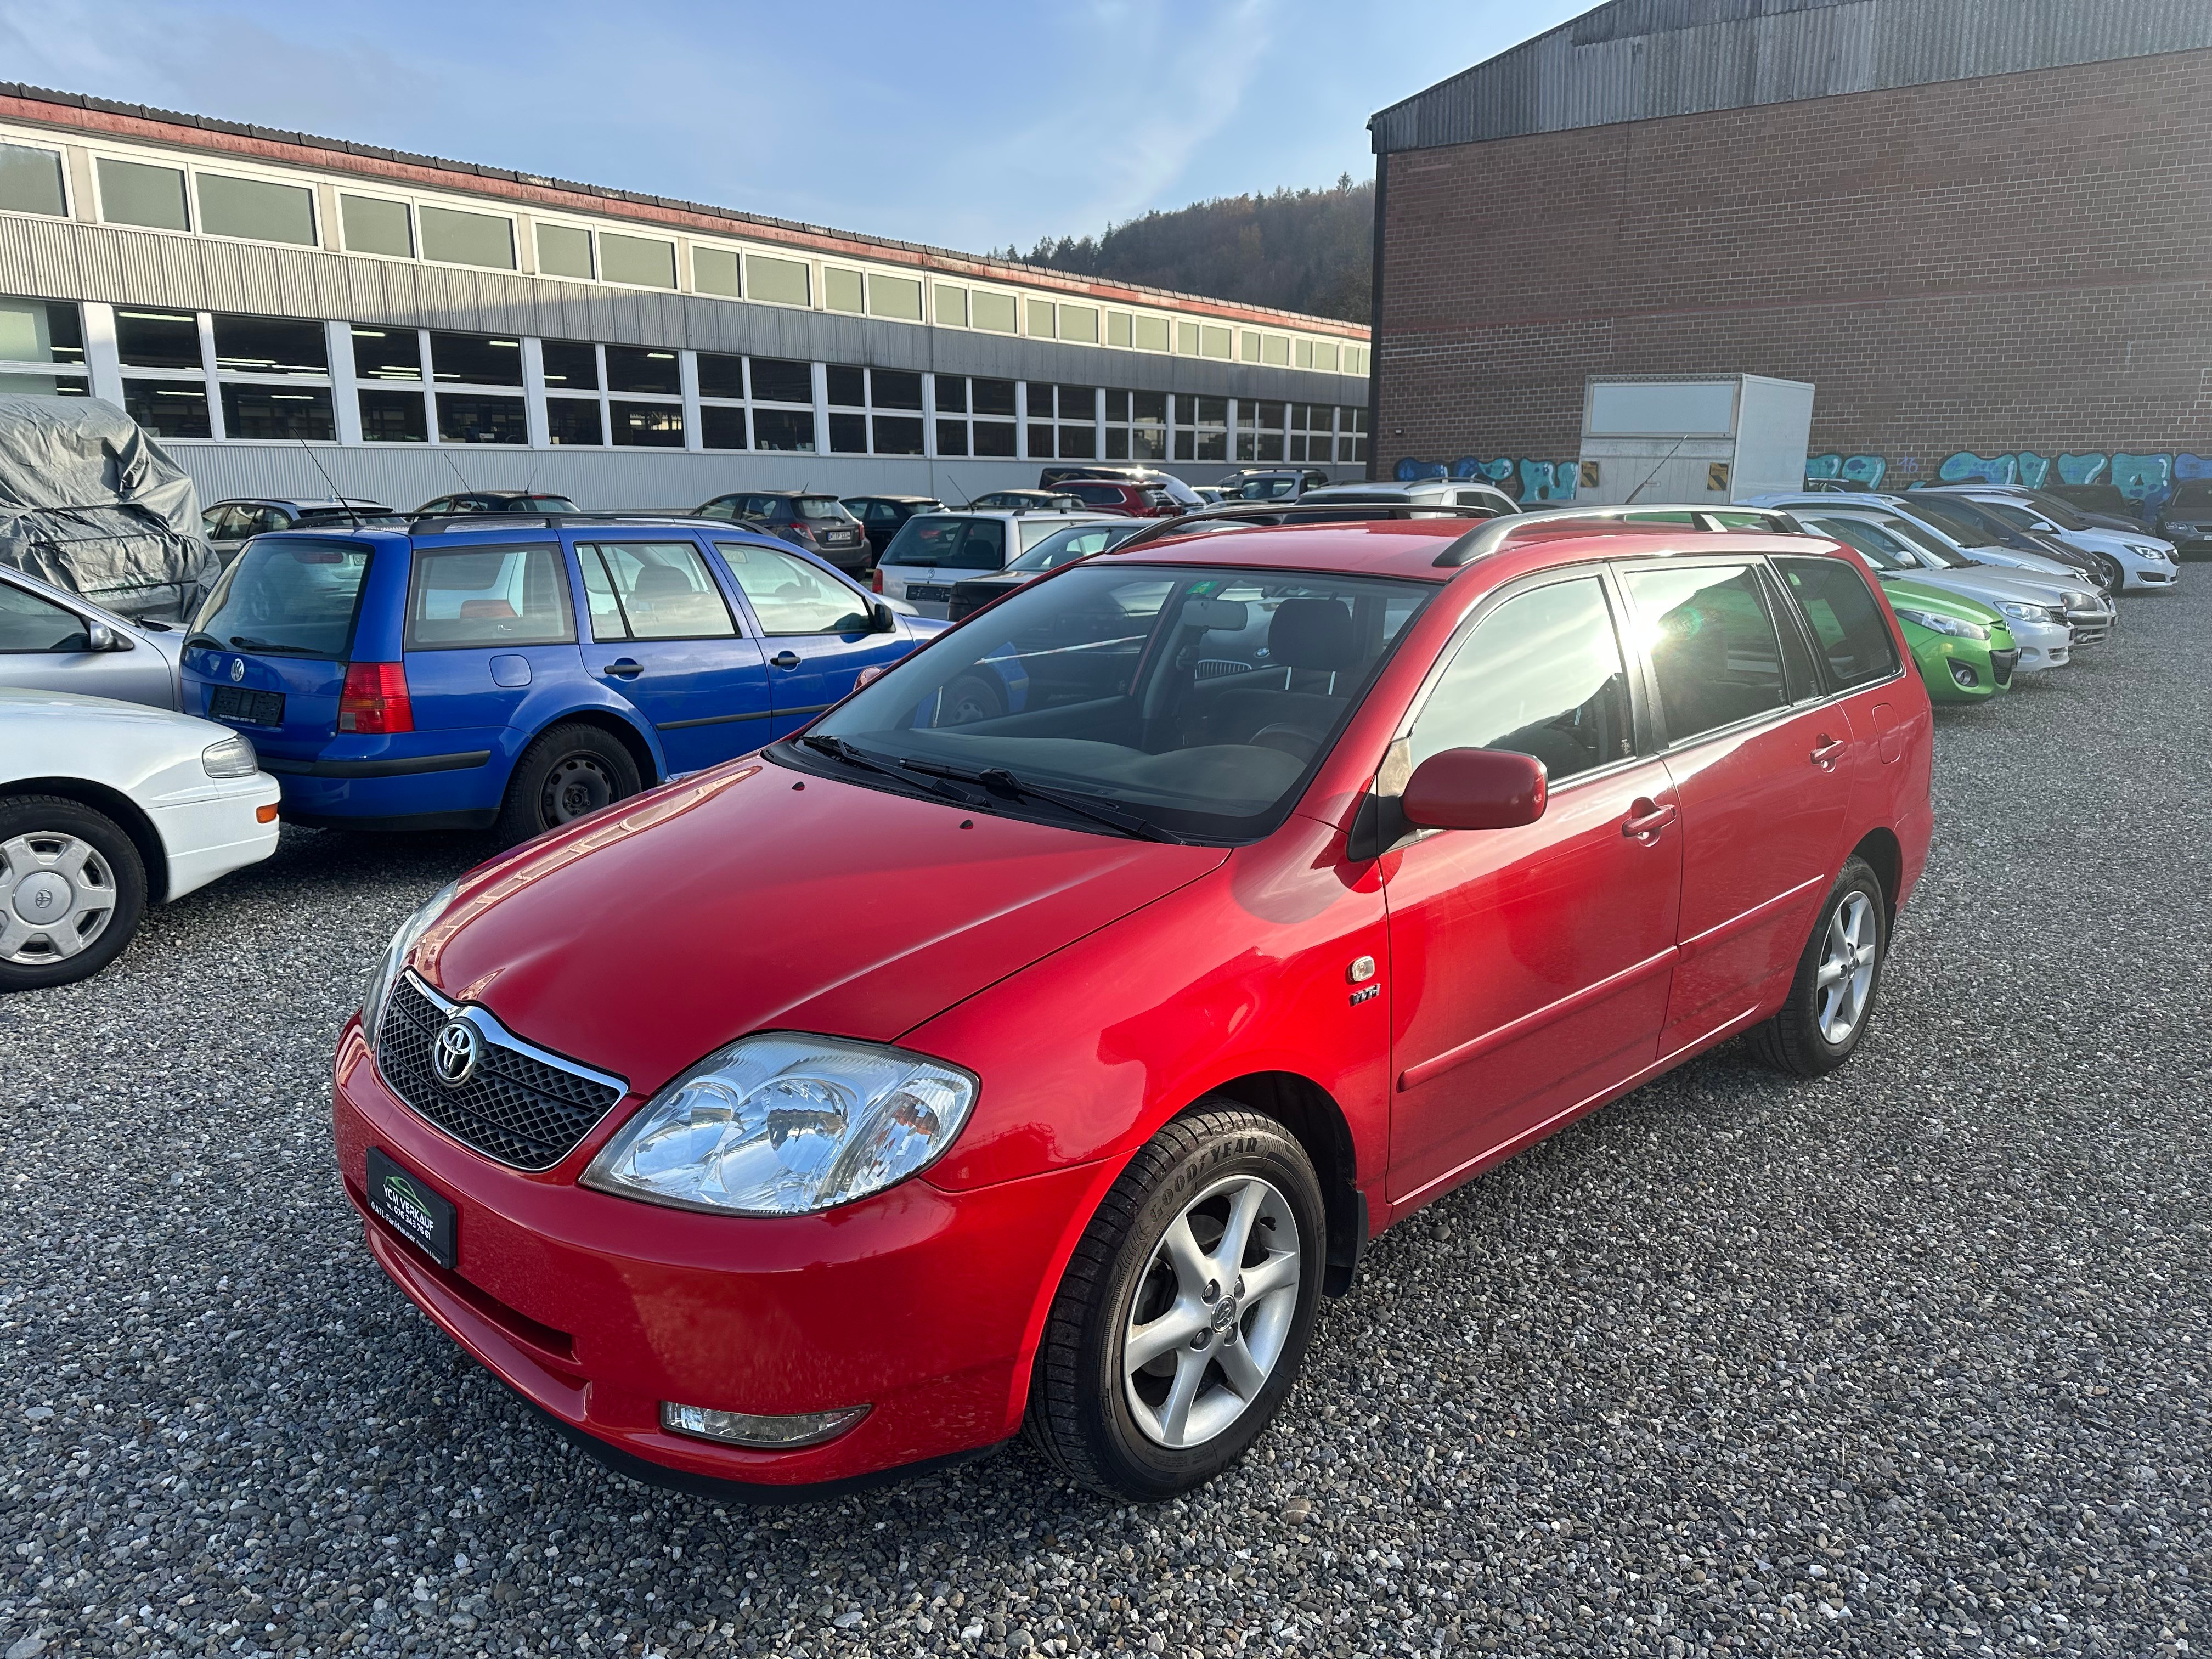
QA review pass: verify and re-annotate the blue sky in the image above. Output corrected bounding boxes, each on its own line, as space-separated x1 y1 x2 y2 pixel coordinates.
0 0 1587 253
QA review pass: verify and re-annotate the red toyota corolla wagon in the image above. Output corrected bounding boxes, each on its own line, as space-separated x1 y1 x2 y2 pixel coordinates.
332 510 1933 1500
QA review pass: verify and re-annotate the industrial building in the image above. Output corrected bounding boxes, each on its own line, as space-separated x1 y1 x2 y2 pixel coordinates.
0 84 1370 510
1367 0 2212 507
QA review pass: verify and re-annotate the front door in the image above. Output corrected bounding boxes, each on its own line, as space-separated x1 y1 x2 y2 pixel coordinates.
1384 571 1683 1210
572 538 772 773
711 539 913 739
0 580 176 708
1616 560 1857 1056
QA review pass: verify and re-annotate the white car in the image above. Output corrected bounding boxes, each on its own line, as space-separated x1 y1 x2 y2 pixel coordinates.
1795 511 2074 674
1300 479 1521 516
1 688 281 990
872 510 1120 617
1747 493 2114 644
1917 485 2180 594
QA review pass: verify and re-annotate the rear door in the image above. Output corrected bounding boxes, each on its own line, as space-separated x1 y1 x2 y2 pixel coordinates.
712 539 911 738
1616 558 1855 1056
572 537 772 772
399 540 581 753
183 535 377 760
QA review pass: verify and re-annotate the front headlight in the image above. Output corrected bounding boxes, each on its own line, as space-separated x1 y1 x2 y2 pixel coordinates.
1892 607 1987 640
1996 601 2057 625
582 1035 978 1217
201 734 258 778
361 880 459 1041
2126 542 2169 559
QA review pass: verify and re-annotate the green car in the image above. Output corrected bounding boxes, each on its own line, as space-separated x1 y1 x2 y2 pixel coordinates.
1882 578 2018 703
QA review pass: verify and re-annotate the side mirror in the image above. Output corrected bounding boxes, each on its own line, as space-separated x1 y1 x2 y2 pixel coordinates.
1401 747 1547 831
870 601 898 633
84 622 119 652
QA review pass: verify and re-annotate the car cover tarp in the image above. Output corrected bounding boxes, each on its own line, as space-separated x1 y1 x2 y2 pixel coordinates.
0 394 215 619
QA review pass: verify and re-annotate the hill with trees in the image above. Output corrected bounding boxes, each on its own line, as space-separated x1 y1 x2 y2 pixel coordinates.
1008 176 1373 325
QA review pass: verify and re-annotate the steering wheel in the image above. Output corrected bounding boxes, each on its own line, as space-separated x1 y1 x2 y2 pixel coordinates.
1249 724 1320 763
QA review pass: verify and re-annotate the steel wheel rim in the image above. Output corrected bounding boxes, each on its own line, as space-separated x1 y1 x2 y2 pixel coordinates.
944 680 996 725
0 832 120 965
1814 890 1877 1044
1122 1173 1301 1449
540 754 614 826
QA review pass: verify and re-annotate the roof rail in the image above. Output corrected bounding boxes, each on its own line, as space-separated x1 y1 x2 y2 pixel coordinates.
407 510 726 533
1430 503 1814 567
1112 500 1509 554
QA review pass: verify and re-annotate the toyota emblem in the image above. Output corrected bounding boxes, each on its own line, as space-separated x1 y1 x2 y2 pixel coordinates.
230 657 246 683
431 1018 480 1089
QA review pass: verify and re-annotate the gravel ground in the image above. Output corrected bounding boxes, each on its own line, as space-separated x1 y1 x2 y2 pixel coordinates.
2 584 2208 1659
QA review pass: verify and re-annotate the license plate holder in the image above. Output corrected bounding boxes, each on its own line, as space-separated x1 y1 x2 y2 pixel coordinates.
207 685 285 726
365 1147 458 1268
907 584 950 603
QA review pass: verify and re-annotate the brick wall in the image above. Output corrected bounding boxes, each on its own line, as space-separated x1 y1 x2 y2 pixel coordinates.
1375 46 2212 484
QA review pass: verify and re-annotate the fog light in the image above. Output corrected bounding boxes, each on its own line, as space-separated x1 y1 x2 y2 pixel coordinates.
1949 663 1978 688
661 1401 869 1449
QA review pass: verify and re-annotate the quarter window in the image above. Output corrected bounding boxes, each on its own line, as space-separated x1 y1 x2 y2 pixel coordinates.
405 546 574 648
577 543 737 641
717 543 872 635
1774 557 1902 688
1622 565 1788 745
1409 577 1632 783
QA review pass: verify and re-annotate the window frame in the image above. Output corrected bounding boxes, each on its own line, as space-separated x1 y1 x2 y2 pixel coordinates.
571 538 744 643
1769 554 1910 698
712 539 876 637
401 541 578 652
0 138 70 221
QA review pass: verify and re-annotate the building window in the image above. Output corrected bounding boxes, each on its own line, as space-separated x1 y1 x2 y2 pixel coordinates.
1028 385 1097 460
696 353 743 401
213 314 328 376
825 268 864 315
1107 311 1132 348
436 393 527 445
115 305 207 435
1104 390 1166 462
0 297 88 398
1237 400 1285 463
99 158 190 232
700 405 748 450
605 345 680 397
123 381 211 438
750 357 816 452
1337 405 1368 464
753 408 815 452
868 273 923 321
694 246 741 298
611 401 683 447
1059 306 1098 345
1287 404 1331 463
750 358 812 406
352 326 421 382
1175 396 1227 463
116 309 202 371
430 332 524 387
0 143 67 217
196 173 316 246
419 205 516 270
546 397 605 446
746 255 809 308
1201 326 1232 361
1026 298 1056 339
221 383 335 440
359 387 427 442
1176 321 1199 357
972 291 1018 335
1135 315 1170 353
1313 340 1341 374
540 340 599 392
1261 335 1290 368
601 232 676 290
537 223 594 280
341 194 412 258
1345 346 1368 377
933 284 967 328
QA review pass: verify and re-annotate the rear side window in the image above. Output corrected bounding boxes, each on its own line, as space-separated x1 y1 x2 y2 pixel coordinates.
793 496 851 522
0 581 89 652
716 543 871 635
576 541 737 641
1621 564 1788 746
1774 557 1901 688
194 537 373 660
405 545 575 648
954 521 1011 567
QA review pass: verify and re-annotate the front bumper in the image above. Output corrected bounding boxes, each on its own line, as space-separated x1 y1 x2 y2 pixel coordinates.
330 1020 1096 1494
2004 617 2070 674
148 772 284 900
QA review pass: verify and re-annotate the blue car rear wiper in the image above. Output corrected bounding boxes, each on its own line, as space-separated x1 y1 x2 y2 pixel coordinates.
893 758 1184 843
226 635 322 657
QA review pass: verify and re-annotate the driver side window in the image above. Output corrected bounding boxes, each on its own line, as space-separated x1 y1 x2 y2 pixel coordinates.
1408 577 1632 784
716 543 870 635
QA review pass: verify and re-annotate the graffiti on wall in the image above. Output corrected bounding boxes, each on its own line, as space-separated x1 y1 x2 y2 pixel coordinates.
1401 447 2211 516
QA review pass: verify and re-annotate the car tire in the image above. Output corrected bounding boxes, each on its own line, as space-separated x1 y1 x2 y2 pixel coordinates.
0 794 149 992
1024 1104 1325 1500
1747 855 1888 1078
494 723 642 847
939 672 1007 726
2096 555 2125 594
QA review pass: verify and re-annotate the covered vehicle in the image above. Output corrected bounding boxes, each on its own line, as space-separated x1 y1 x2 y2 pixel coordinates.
0 395 215 621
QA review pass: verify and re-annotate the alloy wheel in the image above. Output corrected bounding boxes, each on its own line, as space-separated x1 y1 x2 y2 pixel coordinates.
1122 1174 1302 1449
1815 890 1878 1044
0 832 120 964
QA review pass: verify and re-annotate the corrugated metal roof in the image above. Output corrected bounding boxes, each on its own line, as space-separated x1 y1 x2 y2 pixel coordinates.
1371 0 2212 152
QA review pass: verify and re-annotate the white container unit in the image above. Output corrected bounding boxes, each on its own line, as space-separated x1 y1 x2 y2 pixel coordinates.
1575 374 1813 506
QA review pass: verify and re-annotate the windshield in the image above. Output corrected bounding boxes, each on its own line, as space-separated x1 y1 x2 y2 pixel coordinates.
1005 522 1137 573
2169 481 2212 510
1876 516 1972 567
1980 500 2045 533
1235 477 1300 500
1807 517 1912 571
1904 495 2004 548
192 536 374 659
2017 492 2090 529
794 496 853 521
795 562 1432 841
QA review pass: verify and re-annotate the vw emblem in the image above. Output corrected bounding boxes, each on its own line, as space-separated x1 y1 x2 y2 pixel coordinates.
431 1018 480 1089
229 657 246 683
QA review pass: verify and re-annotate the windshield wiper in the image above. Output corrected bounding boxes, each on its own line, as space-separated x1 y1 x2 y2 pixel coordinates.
893 758 1184 843
797 735 975 803
183 633 223 651
225 635 323 657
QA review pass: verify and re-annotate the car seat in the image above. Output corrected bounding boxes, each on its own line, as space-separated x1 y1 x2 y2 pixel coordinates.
1188 597 1359 760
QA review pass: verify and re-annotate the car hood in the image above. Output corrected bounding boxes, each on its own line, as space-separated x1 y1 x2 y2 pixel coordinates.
1900 567 2087 610
1877 578 2000 624
418 760 1228 1095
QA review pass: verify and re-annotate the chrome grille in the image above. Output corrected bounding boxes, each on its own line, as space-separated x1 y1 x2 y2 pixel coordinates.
375 973 628 1170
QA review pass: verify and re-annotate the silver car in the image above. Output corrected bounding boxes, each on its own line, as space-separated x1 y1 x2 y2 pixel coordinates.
201 497 396 569
0 563 184 708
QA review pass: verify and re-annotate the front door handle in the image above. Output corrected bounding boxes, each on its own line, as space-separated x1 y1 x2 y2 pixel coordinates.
1622 798 1678 841
769 651 802 669
1810 735 1847 769
602 658 642 680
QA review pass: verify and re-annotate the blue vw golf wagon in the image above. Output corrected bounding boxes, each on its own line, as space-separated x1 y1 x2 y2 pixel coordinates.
180 515 944 841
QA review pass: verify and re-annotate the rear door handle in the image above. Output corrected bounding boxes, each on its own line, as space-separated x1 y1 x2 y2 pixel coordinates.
602 658 642 680
1622 798 1678 840
769 651 802 669
1810 735 1847 768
